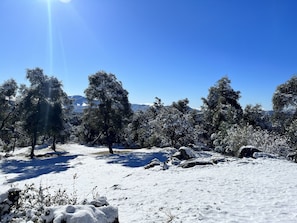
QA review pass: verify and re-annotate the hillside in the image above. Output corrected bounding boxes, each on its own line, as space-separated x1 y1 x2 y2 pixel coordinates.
1 145 297 222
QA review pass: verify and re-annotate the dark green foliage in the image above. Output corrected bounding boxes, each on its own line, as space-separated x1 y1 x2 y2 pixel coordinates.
243 104 271 130
172 98 190 114
82 71 132 153
18 68 71 157
201 76 242 143
273 76 297 112
0 79 18 152
273 75 297 147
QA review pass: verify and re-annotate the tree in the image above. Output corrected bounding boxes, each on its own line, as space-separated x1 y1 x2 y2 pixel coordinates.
273 76 297 146
83 71 132 154
201 76 242 143
0 79 18 151
155 105 197 148
125 97 164 148
172 98 190 114
125 110 152 148
18 68 70 158
243 104 271 130
126 98 202 148
273 76 297 113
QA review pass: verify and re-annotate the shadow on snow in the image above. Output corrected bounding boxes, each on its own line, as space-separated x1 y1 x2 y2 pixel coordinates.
0 153 79 184
97 151 169 168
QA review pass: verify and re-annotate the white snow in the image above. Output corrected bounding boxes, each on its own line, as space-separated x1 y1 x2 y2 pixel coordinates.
42 205 118 223
1 144 297 222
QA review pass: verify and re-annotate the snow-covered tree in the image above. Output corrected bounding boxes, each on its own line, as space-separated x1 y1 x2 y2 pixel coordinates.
18 68 71 158
201 76 242 143
172 98 190 114
155 106 197 148
273 76 297 143
125 110 153 148
243 104 271 130
0 79 18 151
273 76 297 113
126 98 201 148
83 71 132 153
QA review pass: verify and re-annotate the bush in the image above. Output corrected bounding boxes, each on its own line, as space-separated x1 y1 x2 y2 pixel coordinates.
212 124 291 157
0 183 111 223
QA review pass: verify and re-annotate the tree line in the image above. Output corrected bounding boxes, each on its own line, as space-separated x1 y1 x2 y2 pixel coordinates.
1 68 297 157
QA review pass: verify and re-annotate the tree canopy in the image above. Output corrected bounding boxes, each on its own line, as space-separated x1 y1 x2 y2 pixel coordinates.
82 71 132 153
18 68 71 158
201 76 242 138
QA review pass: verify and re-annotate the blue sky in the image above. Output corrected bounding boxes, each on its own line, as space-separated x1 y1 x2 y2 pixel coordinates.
1 0 297 109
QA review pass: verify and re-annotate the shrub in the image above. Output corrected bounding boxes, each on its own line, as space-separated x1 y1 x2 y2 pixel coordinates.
0 182 104 222
212 124 291 157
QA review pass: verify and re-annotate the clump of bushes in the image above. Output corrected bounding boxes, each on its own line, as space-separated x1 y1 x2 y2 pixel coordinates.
0 183 114 223
212 124 291 157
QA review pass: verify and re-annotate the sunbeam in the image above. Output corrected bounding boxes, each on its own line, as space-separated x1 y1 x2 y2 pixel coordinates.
46 0 53 74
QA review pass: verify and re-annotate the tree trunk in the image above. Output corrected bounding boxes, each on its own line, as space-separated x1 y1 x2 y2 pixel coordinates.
51 135 56 152
30 133 37 159
108 144 114 154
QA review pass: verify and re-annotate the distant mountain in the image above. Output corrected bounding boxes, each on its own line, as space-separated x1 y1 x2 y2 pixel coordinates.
131 104 150 112
69 95 150 113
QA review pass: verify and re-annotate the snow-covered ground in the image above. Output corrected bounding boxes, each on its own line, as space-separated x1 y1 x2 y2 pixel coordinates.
1 144 297 222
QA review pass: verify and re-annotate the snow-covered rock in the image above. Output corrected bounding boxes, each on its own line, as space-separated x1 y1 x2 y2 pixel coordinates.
144 158 161 169
42 205 119 223
253 152 278 159
144 158 169 170
179 159 213 168
169 157 181 165
0 188 21 217
238 145 261 158
189 143 211 151
172 146 196 160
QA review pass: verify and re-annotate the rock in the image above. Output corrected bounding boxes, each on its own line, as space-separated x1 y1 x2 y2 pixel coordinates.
188 143 211 151
89 196 109 207
179 158 214 168
42 205 119 223
253 152 278 159
172 147 196 160
144 158 169 170
170 157 181 166
211 157 226 164
287 152 297 162
238 146 261 158
144 158 161 169
0 188 21 216
7 188 21 204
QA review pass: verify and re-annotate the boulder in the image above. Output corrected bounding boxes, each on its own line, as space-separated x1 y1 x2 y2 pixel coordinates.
144 158 169 170
253 152 277 159
188 143 211 151
238 146 261 158
42 204 119 223
144 158 161 169
0 188 21 216
172 147 196 160
170 157 181 166
179 158 213 168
